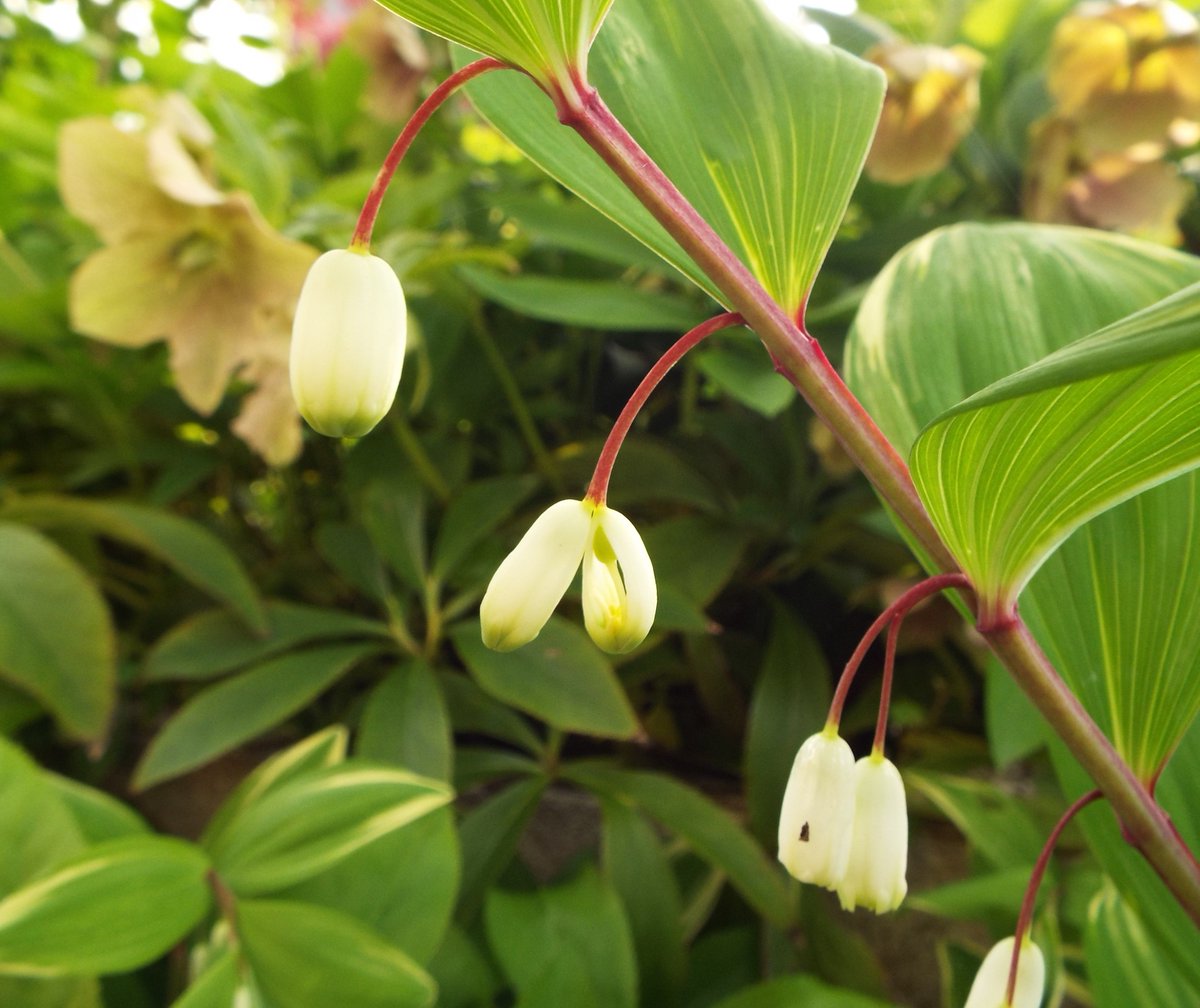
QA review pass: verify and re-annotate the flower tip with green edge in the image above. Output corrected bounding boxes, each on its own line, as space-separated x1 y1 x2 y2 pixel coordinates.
777 728 856 889
480 498 656 654
289 247 407 439
964 937 1045 1008
837 752 908 913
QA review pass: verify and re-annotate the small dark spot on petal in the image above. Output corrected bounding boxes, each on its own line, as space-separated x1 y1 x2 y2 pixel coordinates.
799 822 810 842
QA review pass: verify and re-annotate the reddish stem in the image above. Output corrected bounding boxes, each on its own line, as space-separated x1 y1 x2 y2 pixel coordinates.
351 57 507 249
827 573 971 727
1007 789 1103 1003
873 617 902 756
585 311 743 503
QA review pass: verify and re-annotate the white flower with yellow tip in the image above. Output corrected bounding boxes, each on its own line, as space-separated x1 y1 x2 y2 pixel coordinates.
964 936 1045 1008
837 752 908 913
289 247 406 438
777 728 856 888
480 498 656 654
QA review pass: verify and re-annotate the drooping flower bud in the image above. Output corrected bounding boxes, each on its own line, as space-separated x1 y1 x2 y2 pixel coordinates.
777 728 856 888
964 936 1045 1008
480 499 656 654
289 247 406 438
837 753 908 913
581 507 656 654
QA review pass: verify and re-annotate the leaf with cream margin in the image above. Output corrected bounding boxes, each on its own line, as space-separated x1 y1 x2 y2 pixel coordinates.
845 222 1200 775
59 102 315 464
844 223 1200 982
374 0 615 92
456 0 884 315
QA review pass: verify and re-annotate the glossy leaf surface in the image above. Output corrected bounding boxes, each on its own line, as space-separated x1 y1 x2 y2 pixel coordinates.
459 0 884 314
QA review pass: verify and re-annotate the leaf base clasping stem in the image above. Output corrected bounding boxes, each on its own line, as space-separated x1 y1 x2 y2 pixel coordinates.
551 76 1200 926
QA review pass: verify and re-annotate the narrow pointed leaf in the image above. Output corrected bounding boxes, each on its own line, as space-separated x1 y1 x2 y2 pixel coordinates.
0 837 210 977
459 0 884 313
1 497 265 632
564 761 791 926
238 899 435 1008
209 763 452 895
0 524 115 743
134 643 380 789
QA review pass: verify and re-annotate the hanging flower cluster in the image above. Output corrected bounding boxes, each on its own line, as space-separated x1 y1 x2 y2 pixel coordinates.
778 727 909 913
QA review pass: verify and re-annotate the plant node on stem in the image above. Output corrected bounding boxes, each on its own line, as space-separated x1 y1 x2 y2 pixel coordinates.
548 76 1200 925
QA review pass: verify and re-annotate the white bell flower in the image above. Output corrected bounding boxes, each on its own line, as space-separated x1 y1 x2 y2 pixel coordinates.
837 752 908 913
777 728 856 888
964 936 1045 1008
289 247 406 438
480 499 656 654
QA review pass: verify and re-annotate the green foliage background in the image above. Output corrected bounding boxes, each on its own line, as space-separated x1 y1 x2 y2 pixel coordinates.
2 0 1199 1006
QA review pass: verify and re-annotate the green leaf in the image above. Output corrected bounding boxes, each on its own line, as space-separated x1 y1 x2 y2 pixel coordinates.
907 867 1030 919
440 672 544 755
360 479 427 593
209 762 452 895
910 281 1200 609
433 474 539 580
44 776 149 845
457 777 547 918
599 799 685 1007
484 866 637 1008
276 806 459 964
905 771 1043 870
711 976 893 1008
845 222 1200 774
143 601 389 682
237 899 435 1008
457 264 706 332
202 726 349 849
376 0 614 91
451 618 638 739
168 948 239 1008
492 194 667 271
1086 884 1200 1007
1 497 266 632
134 643 380 789
694 342 795 418
563 761 792 926
358 661 453 781
0 523 115 743
744 603 831 843
460 0 884 313
0 837 210 977
0 739 86 898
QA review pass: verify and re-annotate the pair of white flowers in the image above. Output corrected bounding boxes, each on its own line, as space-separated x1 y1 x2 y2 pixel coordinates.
777 728 908 913
778 731 1044 1007
290 248 657 655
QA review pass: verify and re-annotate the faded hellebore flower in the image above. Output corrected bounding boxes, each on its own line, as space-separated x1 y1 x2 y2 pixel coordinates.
963 936 1046 1008
480 499 656 654
59 93 317 465
864 40 985 185
289 248 407 438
